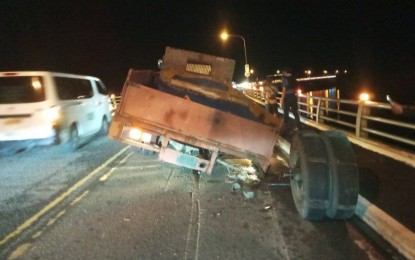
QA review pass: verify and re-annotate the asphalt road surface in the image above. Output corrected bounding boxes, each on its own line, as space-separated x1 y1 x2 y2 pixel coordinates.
0 137 400 259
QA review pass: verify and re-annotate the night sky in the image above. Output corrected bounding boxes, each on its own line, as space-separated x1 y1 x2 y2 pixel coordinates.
1 1 414 102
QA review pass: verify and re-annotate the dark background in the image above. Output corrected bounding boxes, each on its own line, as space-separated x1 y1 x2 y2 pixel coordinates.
1 1 414 102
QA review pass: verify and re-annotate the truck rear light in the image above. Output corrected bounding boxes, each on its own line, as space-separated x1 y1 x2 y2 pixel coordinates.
141 132 152 143
123 126 153 143
129 128 142 140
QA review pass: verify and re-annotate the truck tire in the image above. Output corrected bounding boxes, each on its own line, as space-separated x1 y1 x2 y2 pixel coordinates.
289 131 330 220
320 130 359 219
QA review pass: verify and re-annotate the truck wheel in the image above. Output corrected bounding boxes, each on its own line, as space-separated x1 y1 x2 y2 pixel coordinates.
289 131 330 220
64 126 79 152
320 130 359 219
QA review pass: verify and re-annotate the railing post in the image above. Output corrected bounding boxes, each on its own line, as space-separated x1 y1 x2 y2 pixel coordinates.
316 98 323 124
307 95 314 119
110 95 117 109
356 101 370 138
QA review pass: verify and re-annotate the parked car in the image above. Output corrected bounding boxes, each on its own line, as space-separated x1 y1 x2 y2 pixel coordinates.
0 71 112 155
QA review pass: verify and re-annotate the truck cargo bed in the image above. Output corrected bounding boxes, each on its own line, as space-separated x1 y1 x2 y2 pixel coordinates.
109 47 280 173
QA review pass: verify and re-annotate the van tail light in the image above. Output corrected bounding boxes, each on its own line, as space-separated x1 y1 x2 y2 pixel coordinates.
41 106 61 122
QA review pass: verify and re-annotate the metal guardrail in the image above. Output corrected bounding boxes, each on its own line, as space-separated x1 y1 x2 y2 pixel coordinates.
244 89 415 150
110 95 121 109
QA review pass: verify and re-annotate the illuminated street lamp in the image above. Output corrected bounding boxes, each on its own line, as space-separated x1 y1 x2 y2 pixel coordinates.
220 31 250 78
359 92 370 102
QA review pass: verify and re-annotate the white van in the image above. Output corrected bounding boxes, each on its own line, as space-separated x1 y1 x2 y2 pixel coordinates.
0 71 112 154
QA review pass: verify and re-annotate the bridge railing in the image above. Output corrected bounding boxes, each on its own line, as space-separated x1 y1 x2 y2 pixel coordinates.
110 95 121 109
244 89 415 149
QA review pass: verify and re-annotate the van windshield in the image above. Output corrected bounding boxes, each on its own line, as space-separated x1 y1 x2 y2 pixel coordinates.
0 76 46 104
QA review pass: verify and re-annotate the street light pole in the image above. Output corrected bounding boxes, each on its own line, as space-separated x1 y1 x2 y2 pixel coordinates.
220 32 250 78
232 35 248 66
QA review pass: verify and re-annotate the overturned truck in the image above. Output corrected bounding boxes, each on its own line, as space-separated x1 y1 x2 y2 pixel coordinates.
108 47 359 221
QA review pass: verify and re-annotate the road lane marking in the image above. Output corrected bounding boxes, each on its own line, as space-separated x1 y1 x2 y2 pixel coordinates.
46 210 66 226
31 231 42 239
99 152 134 181
7 243 32 260
0 145 130 247
70 190 90 205
99 168 116 182
120 151 133 164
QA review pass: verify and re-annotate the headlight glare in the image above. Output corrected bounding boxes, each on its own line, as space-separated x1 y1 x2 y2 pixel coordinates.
129 128 142 140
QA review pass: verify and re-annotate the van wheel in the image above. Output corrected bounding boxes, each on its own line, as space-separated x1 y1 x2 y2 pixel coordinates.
64 126 79 152
99 117 109 135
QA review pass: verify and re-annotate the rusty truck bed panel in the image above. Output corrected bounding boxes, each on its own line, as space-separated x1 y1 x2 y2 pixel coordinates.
162 47 235 86
117 82 277 159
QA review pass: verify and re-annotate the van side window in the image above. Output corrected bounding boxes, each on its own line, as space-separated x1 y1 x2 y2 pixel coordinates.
95 80 108 95
55 77 93 100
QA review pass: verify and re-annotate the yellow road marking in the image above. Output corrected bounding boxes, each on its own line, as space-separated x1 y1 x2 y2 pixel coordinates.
0 146 130 247
70 190 90 205
8 243 32 260
100 151 133 181
46 209 66 226
31 231 42 239
99 168 115 182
